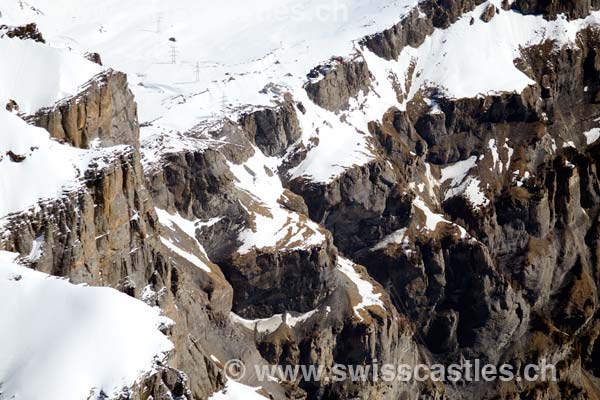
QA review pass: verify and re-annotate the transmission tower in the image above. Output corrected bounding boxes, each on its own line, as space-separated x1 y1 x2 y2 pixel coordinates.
156 14 163 33
220 92 228 116
194 61 200 82
170 44 178 64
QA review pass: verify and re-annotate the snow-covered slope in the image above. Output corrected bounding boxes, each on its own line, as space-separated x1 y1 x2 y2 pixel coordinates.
0 108 128 224
0 251 173 400
0 33 121 225
0 36 103 113
364 1 600 104
6 0 597 190
3 1 600 184
209 380 267 400
1 0 417 129
227 147 328 252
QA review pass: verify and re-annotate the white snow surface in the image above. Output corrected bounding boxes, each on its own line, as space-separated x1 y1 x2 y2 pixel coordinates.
230 308 320 333
371 228 409 251
155 208 212 273
413 197 447 232
0 36 103 114
365 2 600 108
413 197 468 237
337 257 384 319
2 0 418 135
440 156 489 209
0 251 173 400
0 35 124 225
584 128 600 145
440 156 478 186
209 380 267 400
228 148 327 253
0 109 128 223
287 92 376 183
416 4 600 99
5 0 599 189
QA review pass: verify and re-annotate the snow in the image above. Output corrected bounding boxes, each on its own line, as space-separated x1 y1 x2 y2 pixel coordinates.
209 380 267 400
401 5 600 100
462 177 489 208
371 228 409 251
230 308 320 333
160 237 212 273
489 139 501 172
5 0 597 192
23 235 44 262
364 3 600 110
228 148 327 253
231 313 285 333
514 170 531 187
4 1 600 191
0 28 126 226
3 0 419 137
2 0 423 185
413 197 468 237
584 128 600 145
155 208 212 273
0 36 103 114
445 175 489 208
337 257 384 319
287 92 376 183
440 156 478 186
504 142 514 171
0 251 173 400
0 109 128 223
413 197 447 232
440 156 489 209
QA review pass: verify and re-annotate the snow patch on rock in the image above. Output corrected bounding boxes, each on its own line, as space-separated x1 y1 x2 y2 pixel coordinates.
337 257 384 319
584 128 600 145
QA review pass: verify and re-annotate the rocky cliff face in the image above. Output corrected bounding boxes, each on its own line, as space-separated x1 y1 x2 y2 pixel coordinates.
4 1 600 399
27 69 140 149
280 3 600 398
511 0 600 19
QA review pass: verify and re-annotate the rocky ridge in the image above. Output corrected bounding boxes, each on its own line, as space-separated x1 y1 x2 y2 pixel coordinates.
3 0 600 399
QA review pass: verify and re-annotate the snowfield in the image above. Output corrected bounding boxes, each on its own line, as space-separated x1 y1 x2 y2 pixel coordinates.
0 34 120 225
227 148 328 252
209 380 268 400
0 36 103 114
0 251 173 400
1 0 420 186
1 0 419 131
0 108 130 224
3 0 599 191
